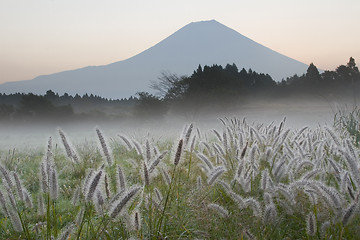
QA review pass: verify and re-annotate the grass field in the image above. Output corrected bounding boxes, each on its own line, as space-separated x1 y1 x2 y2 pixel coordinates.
0 113 360 239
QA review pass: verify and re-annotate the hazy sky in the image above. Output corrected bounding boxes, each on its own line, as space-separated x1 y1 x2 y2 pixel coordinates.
1 0 359 84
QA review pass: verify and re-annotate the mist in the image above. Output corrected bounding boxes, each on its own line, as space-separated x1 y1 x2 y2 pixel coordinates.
0 97 344 151
1 58 358 151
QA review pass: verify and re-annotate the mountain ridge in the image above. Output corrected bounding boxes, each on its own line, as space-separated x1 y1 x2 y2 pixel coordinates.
0 20 308 99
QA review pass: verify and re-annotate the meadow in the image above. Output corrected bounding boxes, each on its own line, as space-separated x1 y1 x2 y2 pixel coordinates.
0 109 359 239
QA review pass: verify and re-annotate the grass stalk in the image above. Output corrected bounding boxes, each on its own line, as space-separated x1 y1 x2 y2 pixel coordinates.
17 210 31 239
156 164 177 237
46 193 51 240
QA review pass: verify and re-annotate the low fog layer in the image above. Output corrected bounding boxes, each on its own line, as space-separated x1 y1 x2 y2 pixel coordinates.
0 98 345 151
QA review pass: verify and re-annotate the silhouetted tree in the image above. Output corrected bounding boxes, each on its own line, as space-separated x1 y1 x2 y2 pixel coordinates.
306 63 321 83
45 90 58 100
135 92 167 117
342 57 360 104
347 57 359 72
150 72 188 100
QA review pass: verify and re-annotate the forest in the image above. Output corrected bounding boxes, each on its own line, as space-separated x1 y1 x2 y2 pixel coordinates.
0 57 359 121
148 57 359 107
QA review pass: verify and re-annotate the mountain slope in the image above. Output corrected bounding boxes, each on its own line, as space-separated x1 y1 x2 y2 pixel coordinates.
0 20 308 99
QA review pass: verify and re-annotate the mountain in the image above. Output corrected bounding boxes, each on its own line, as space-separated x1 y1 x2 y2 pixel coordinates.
0 20 308 99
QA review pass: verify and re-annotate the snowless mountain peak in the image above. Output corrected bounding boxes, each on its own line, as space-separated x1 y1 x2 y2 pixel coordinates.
0 20 308 99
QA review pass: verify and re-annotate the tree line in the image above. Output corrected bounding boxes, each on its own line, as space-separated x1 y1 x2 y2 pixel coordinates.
1 57 359 121
0 91 137 121
138 57 359 113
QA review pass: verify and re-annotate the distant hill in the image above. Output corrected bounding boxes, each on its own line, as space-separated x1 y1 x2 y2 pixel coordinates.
0 20 308 99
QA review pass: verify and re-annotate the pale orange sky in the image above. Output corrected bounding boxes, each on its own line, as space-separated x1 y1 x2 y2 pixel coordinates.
1 0 359 84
